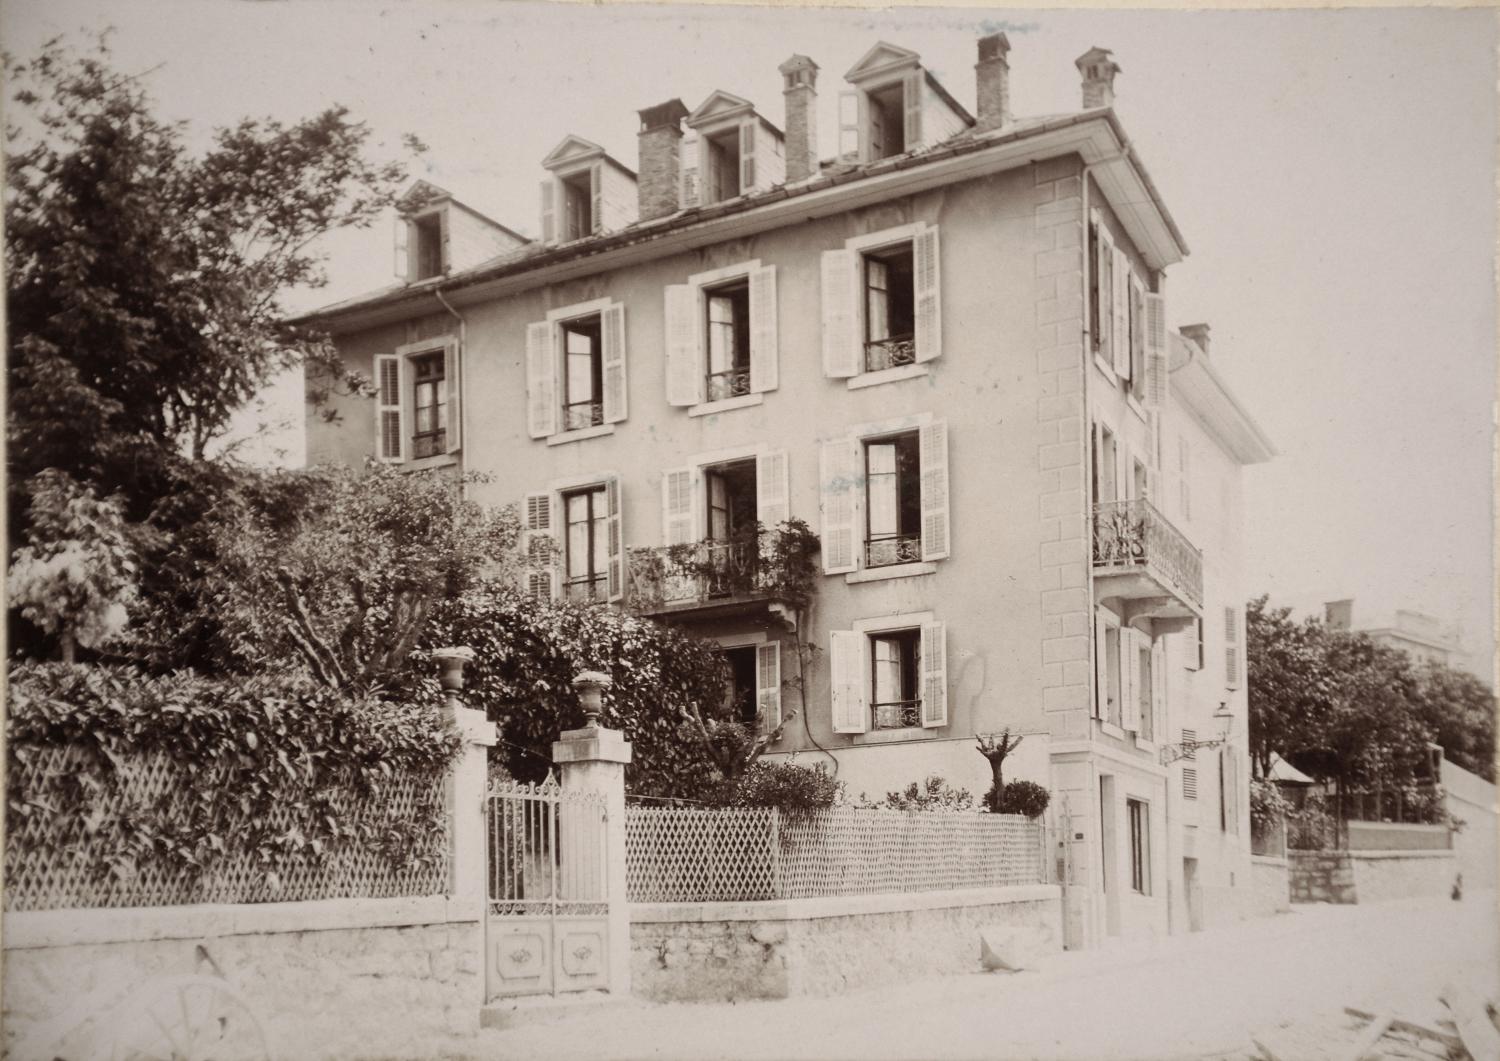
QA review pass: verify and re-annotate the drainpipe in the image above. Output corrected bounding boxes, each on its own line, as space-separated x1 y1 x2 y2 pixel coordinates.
433 288 468 500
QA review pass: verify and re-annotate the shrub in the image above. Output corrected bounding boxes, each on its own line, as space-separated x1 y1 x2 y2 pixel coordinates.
991 780 1050 818
1249 777 1290 831
867 776 975 812
6 662 462 890
706 759 841 811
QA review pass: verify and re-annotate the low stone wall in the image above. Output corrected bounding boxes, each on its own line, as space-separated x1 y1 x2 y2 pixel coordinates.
630 885 1061 1003
1349 850 1459 904
3 896 483 1060
1251 856 1290 916
1289 851 1357 904
1346 820 1451 851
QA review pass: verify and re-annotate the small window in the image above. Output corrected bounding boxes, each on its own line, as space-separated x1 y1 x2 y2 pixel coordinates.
864 431 921 568
559 170 593 241
870 627 921 730
863 243 916 372
721 645 759 725
411 353 448 458
1128 799 1149 894
703 127 741 205
413 214 443 280
704 280 751 402
866 82 906 160
561 316 603 431
562 485 608 602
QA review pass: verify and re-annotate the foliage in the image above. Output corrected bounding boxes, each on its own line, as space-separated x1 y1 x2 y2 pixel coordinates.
7 470 137 658
6 662 461 887
868 776 975 812
975 729 1025 812
198 462 519 693
991 780 1050 819
411 582 730 799
1410 662 1495 782
627 520 821 610
1249 777 1291 832
706 759 842 811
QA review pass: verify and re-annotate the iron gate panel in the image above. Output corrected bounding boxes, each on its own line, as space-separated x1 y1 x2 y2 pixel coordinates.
485 777 609 1001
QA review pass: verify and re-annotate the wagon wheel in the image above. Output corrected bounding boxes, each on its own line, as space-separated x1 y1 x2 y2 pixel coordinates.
103 974 274 1061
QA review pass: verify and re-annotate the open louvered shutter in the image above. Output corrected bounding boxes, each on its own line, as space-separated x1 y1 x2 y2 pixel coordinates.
680 135 699 208
601 302 627 423
526 322 556 438
665 284 702 406
920 621 947 728
749 265 778 393
821 249 859 378
919 420 950 560
756 641 782 728
540 180 556 245
1151 638 1166 741
739 120 756 193
1129 275 1146 395
662 467 695 546
1113 250 1130 378
1224 607 1240 688
1095 221 1113 363
903 70 923 151
819 438 858 574
393 218 409 281
914 225 942 363
1122 627 1142 732
590 162 603 234
838 90 860 162
1094 613 1110 719
605 476 624 603
830 630 867 734
1224 751 1239 834
1145 293 1168 406
756 450 789 528
375 354 404 462
522 492 556 600
443 343 462 453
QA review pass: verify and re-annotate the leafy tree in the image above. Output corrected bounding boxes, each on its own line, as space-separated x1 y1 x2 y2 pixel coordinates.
1411 662 1496 782
1246 596 1338 779
5 36 415 658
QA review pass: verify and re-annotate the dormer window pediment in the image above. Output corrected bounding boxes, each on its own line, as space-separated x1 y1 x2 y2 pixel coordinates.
539 135 638 245
838 42 971 166
682 91 785 208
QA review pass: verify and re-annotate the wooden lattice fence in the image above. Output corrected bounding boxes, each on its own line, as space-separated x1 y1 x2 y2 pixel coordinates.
624 805 1044 903
5 745 450 911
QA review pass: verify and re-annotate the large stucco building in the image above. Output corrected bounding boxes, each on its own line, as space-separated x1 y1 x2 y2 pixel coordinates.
299 36 1274 948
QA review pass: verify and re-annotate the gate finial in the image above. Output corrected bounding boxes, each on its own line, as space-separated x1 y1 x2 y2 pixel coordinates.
572 670 613 729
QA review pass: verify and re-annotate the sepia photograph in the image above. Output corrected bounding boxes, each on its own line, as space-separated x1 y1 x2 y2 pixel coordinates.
1 1 1496 1058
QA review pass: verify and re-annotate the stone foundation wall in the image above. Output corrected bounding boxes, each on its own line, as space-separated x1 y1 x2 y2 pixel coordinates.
631 885 1062 1003
3 897 482 1061
1349 851 1458 904
1251 855 1290 916
1289 851 1357 904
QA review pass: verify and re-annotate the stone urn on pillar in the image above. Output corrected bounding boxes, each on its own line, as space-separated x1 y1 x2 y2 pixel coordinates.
570 669 613 729
432 646 476 719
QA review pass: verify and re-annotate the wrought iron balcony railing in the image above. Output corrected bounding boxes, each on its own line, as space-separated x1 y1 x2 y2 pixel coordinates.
705 368 752 403
412 430 448 459
872 699 922 730
561 401 604 432
1091 499 1203 608
866 533 921 569
864 335 917 372
563 576 608 603
629 537 760 607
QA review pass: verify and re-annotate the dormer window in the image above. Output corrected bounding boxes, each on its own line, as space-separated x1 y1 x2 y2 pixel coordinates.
683 92 785 207
539 136 639 245
865 80 908 160
413 214 443 280
839 42 973 165
558 168 594 242
703 126 744 205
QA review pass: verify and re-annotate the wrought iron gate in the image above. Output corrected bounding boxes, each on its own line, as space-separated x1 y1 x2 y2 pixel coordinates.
485 777 610 1000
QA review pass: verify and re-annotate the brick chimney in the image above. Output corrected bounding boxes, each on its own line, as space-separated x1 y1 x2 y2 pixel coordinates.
1075 47 1120 109
1181 322 1211 356
636 98 690 221
779 54 820 182
974 32 1011 133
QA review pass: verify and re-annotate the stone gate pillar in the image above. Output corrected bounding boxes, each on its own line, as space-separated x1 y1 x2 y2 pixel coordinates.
434 647 497 908
553 671 632 997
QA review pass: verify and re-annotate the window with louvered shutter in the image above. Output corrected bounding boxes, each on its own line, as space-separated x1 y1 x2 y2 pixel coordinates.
756 641 781 729
1182 728 1198 800
374 354 404 462
1224 607 1241 688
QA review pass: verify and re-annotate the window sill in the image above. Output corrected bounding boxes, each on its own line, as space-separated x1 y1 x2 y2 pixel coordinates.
848 363 928 391
688 393 763 418
845 562 937 585
851 727 939 746
1092 353 1117 386
396 453 459 472
546 424 615 446
1099 721 1127 740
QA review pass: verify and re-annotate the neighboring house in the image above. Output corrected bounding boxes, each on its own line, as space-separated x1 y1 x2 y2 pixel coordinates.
1324 599 1470 672
296 36 1274 949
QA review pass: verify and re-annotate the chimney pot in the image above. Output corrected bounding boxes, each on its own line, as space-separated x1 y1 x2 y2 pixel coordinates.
1181 322 1211 356
1075 47 1120 109
974 32 1012 132
779 54 820 182
636 98 689 221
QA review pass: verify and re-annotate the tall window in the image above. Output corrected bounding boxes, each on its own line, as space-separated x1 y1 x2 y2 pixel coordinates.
559 170 592 241
864 244 916 371
704 128 741 205
1128 799 1149 894
1100 619 1122 726
1093 425 1118 505
1137 638 1154 741
705 281 751 401
562 486 608 602
866 81 906 160
562 316 603 430
411 353 447 458
702 459 758 597
413 215 443 280
864 432 921 567
870 627 921 729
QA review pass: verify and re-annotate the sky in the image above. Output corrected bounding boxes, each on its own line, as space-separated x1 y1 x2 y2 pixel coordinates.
4 1 1495 677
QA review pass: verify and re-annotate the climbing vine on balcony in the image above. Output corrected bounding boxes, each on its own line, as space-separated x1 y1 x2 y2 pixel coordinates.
627 520 821 611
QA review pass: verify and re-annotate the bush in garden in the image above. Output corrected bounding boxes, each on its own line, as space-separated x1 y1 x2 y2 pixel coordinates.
706 759 841 811
6 662 461 891
991 779 1050 818
867 775 975 812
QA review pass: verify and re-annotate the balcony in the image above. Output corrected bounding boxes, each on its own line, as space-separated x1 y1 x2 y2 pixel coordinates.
864 335 916 373
627 523 820 630
1091 499 1202 620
